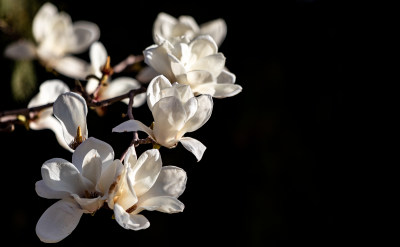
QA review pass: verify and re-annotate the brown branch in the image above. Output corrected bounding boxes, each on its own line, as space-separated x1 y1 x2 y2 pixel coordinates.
113 55 144 74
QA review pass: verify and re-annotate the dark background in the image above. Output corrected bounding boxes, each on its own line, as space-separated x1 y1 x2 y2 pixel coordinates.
0 0 363 246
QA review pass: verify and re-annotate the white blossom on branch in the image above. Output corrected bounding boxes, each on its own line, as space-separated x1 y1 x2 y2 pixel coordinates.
35 137 117 243
143 35 242 98
4 2 100 80
108 147 186 230
113 75 213 161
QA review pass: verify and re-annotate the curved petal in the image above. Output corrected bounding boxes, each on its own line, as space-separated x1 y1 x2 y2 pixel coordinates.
199 19 227 47
114 203 150 230
128 149 162 197
36 199 83 243
190 53 226 79
193 83 242 98
152 97 187 147
140 166 187 199
152 12 177 44
53 56 90 80
178 15 200 33
146 75 173 111
217 69 236 84
53 92 88 148
71 194 104 213
136 66 160 83
181 94 213 133
28 80 69 108
41 158 89 195
189 35 218 59
137 196 184 213
179 137 206 162
112 119 154 138
81 149 102 185
29 116 73 152
4 40 37 60
123 146 137 167
68 21 100 54
143 42 175 80
183 70 214 85
72 137 114 172
32 2 58 42
109 166 138 210
89 41 107 78
101 77 142 104
97 159 124 195
35 180 70 199
85 78 100 95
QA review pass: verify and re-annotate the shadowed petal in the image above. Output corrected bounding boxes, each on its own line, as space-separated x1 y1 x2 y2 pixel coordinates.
36 199 83 243
114 204 150 230
137 196 184 213
72 137 114 172
53 92 88 148
35 180 70 199
199 19 227 47
68 21 100 54
4 40 37 60
179 137 206 161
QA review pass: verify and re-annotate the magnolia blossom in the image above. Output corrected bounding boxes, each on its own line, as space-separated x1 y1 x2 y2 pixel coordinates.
35 137 118 243
143 35 242 98
4 2 99 79
108 147 186 230
53 92 88 150
153 12 227 47
28 79 72 151
113 75 212 161
86 42 145 111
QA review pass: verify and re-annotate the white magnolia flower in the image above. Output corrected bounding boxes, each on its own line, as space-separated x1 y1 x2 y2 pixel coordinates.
27 79 72 151
4 2 100 79
108 147 186 230
86 42 145 110
143 35 242 98
53 92 88 150
35 137 118 243
153 12 227 47
113 75 212 161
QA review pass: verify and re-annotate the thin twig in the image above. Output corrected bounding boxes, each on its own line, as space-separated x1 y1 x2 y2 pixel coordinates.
113 55 144 74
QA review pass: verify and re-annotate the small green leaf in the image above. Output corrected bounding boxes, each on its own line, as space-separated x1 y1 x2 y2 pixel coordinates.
11 60 37 102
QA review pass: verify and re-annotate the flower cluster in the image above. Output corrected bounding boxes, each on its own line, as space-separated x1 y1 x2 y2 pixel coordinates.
2 3 242 243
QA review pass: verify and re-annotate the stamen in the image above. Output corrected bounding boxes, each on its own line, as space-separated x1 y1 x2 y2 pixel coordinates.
69 126 86 149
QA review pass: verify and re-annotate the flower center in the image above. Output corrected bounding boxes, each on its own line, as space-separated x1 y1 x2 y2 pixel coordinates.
84 190 100 199
69 126 85 149
126 204 137 214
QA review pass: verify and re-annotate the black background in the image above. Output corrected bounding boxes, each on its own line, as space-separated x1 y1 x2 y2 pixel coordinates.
0 0 364 246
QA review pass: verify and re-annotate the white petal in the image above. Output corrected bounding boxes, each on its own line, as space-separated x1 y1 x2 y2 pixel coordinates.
41 158 89 195
190 53 226 79
217 69 236 84
67 21 100 54
199 19 227 47
53 56 90 80
189 35 218 59
136 66 160 83
81 149 102 185
32 2 58 42
72 137 114 172
53 92 88 148
178 15 200 32
193 83 242 98
152 97 187 147
124 146 137 167
28 80 69 108
152 12 177 44
4 40 37 60
114 203 150 230
72 194 104 213
36 199 83 243
141 166 187 199
143 42 175 80
85 78 100 95
179 137 206 162
97 159 124 195
29 116 74 152
35 180 70 199
184 70 214 85
101 77 142 104
138 196 184 213
181 95 213 133
112 120 154 138
129 149 162 197
146 75 172 110
89 41 107 77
